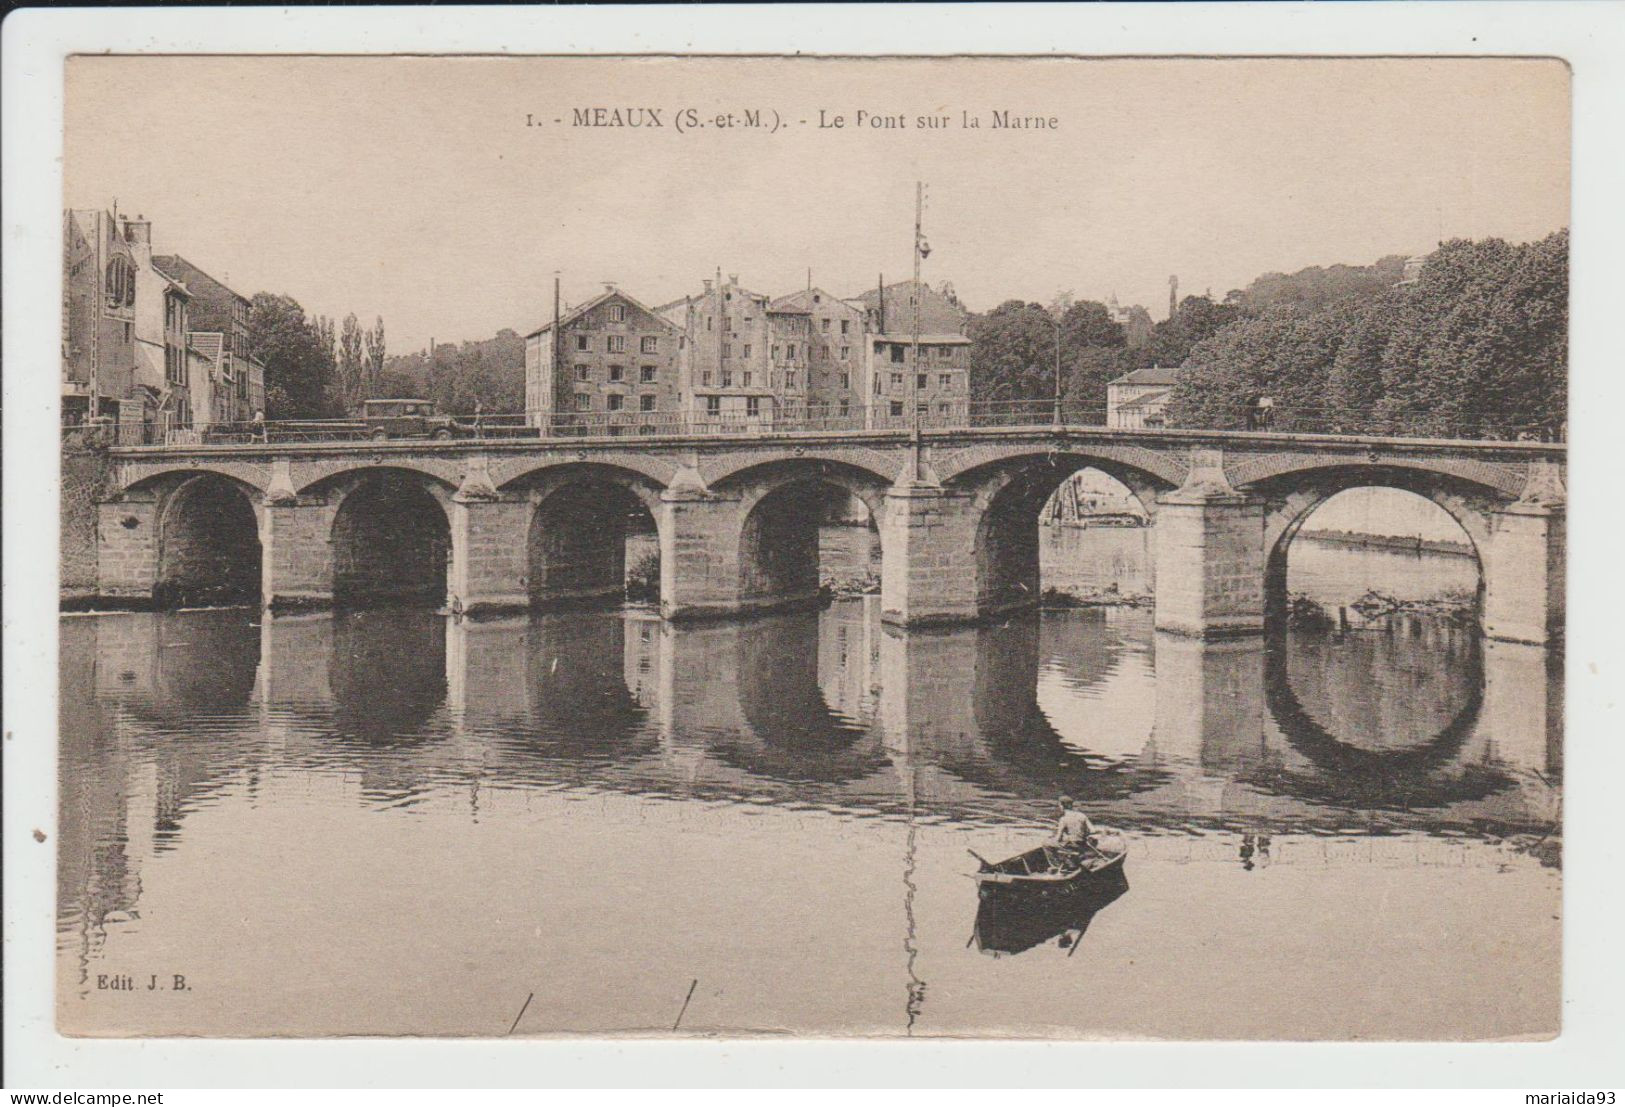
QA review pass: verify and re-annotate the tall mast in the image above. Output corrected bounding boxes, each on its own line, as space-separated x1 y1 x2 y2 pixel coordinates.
911 182 925 473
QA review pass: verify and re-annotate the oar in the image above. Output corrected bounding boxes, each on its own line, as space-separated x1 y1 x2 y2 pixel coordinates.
966 848 995 871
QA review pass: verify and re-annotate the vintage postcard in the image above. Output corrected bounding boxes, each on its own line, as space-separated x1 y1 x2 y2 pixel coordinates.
51 52 1567 1041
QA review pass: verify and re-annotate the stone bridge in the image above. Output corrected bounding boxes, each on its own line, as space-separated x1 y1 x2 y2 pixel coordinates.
96 424 1567 644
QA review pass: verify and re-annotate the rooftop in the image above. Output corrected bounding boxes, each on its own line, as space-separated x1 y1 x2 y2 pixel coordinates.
1110 364 1181 386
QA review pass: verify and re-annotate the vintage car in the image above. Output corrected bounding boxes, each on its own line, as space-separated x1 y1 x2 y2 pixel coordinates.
356 398 467 440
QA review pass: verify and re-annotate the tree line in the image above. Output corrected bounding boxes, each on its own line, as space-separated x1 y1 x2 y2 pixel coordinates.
968 230 1566 438
248 229 1566 437
247 294 388 419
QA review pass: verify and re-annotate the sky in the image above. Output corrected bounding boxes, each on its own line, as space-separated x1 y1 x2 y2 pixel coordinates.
66 55 1570 354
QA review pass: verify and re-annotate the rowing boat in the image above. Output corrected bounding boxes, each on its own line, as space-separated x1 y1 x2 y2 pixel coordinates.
970 833 1128 902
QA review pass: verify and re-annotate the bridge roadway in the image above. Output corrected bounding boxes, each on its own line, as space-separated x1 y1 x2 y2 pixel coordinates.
97 422 1567 644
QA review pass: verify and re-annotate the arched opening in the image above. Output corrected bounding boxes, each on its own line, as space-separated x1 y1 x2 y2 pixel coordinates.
154 475 262 607
527 478 659 608
331 473 451 607
1266 486 1484 632
738 478 881 613
974 461 1158 618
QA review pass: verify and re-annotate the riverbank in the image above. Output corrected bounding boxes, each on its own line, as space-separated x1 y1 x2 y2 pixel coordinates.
1298 528 1474 558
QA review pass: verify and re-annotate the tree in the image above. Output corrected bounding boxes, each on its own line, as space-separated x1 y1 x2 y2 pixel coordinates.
363 317 386 400
968 298 1129 418
248 293 337 419
1165 230 1567 437
334 313 362 413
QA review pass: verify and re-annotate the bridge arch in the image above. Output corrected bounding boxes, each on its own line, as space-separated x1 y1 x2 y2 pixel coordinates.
723 460 890 613
152 473 263 608
945 452 1175 618
1253 465 1497 627
322 468 454 607
523 470 662 608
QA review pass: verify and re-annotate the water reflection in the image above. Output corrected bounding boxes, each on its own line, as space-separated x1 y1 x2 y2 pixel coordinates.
58 597 1563 1036
64 598 1563 843
972 862 1130 958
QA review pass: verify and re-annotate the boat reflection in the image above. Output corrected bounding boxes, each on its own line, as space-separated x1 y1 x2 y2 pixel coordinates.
971 861 1130 958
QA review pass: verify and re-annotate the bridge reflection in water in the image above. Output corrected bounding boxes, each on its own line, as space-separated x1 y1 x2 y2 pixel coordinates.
63 598 1561 842
58 600 1562 1037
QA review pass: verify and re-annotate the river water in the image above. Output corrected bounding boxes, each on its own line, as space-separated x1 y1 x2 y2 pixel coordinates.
57 543 1559 1040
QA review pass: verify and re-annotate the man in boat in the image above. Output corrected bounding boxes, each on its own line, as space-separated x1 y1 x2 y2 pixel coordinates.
1047 795 1097 871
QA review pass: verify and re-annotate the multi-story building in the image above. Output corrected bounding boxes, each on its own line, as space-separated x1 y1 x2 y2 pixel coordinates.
1106 364 1179 429
657 274 782 428
525 285 684 432
152 254 267 425
846 279 972 427
535 272 977 433
767 288 867 426
138 257 194 431
61 209 140 428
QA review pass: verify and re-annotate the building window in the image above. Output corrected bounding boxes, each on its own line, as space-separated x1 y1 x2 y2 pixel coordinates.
640 365 657 383
841 319 851 335
743 344 752 358
746 396 761 417
607 335 626 353
940 346 954 360
839 372 850 389
576 334 590 351
938 403 950 417
772 345 780 360
641 335 658 353
840 346 850 362
679 336 686 349
609 364 624 382
940 373 952 388
890 344 905 364
575 393 592 411
890 401 904 417
640 394 655 412
838 399 850 416
721 370 733 387
608 304 626 322
707 316 713 331
105 256 135 309
722 342 731 358
742 371 753 387
576 364 590 381
706 396 721 416
786 371 796 389
607 393 624 411
785 344 796 361
917 374 927 390
816 345 827 361
892 373 904 388
821 318 831 332
874 376 882 396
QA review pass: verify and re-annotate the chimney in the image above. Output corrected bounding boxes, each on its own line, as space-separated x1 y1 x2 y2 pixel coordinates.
728 273 739 285
603 281 617 294
703 279 713 292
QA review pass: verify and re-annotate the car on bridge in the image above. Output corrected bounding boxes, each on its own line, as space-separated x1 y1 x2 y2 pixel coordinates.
357 398 470 440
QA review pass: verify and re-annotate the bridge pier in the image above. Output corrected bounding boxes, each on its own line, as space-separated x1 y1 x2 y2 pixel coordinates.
448 496 530 615
96 492 160 602
1153 451 1265 639
658 479 747 620
1483 463 1565 645
261 497 337 610
879 478 980 626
